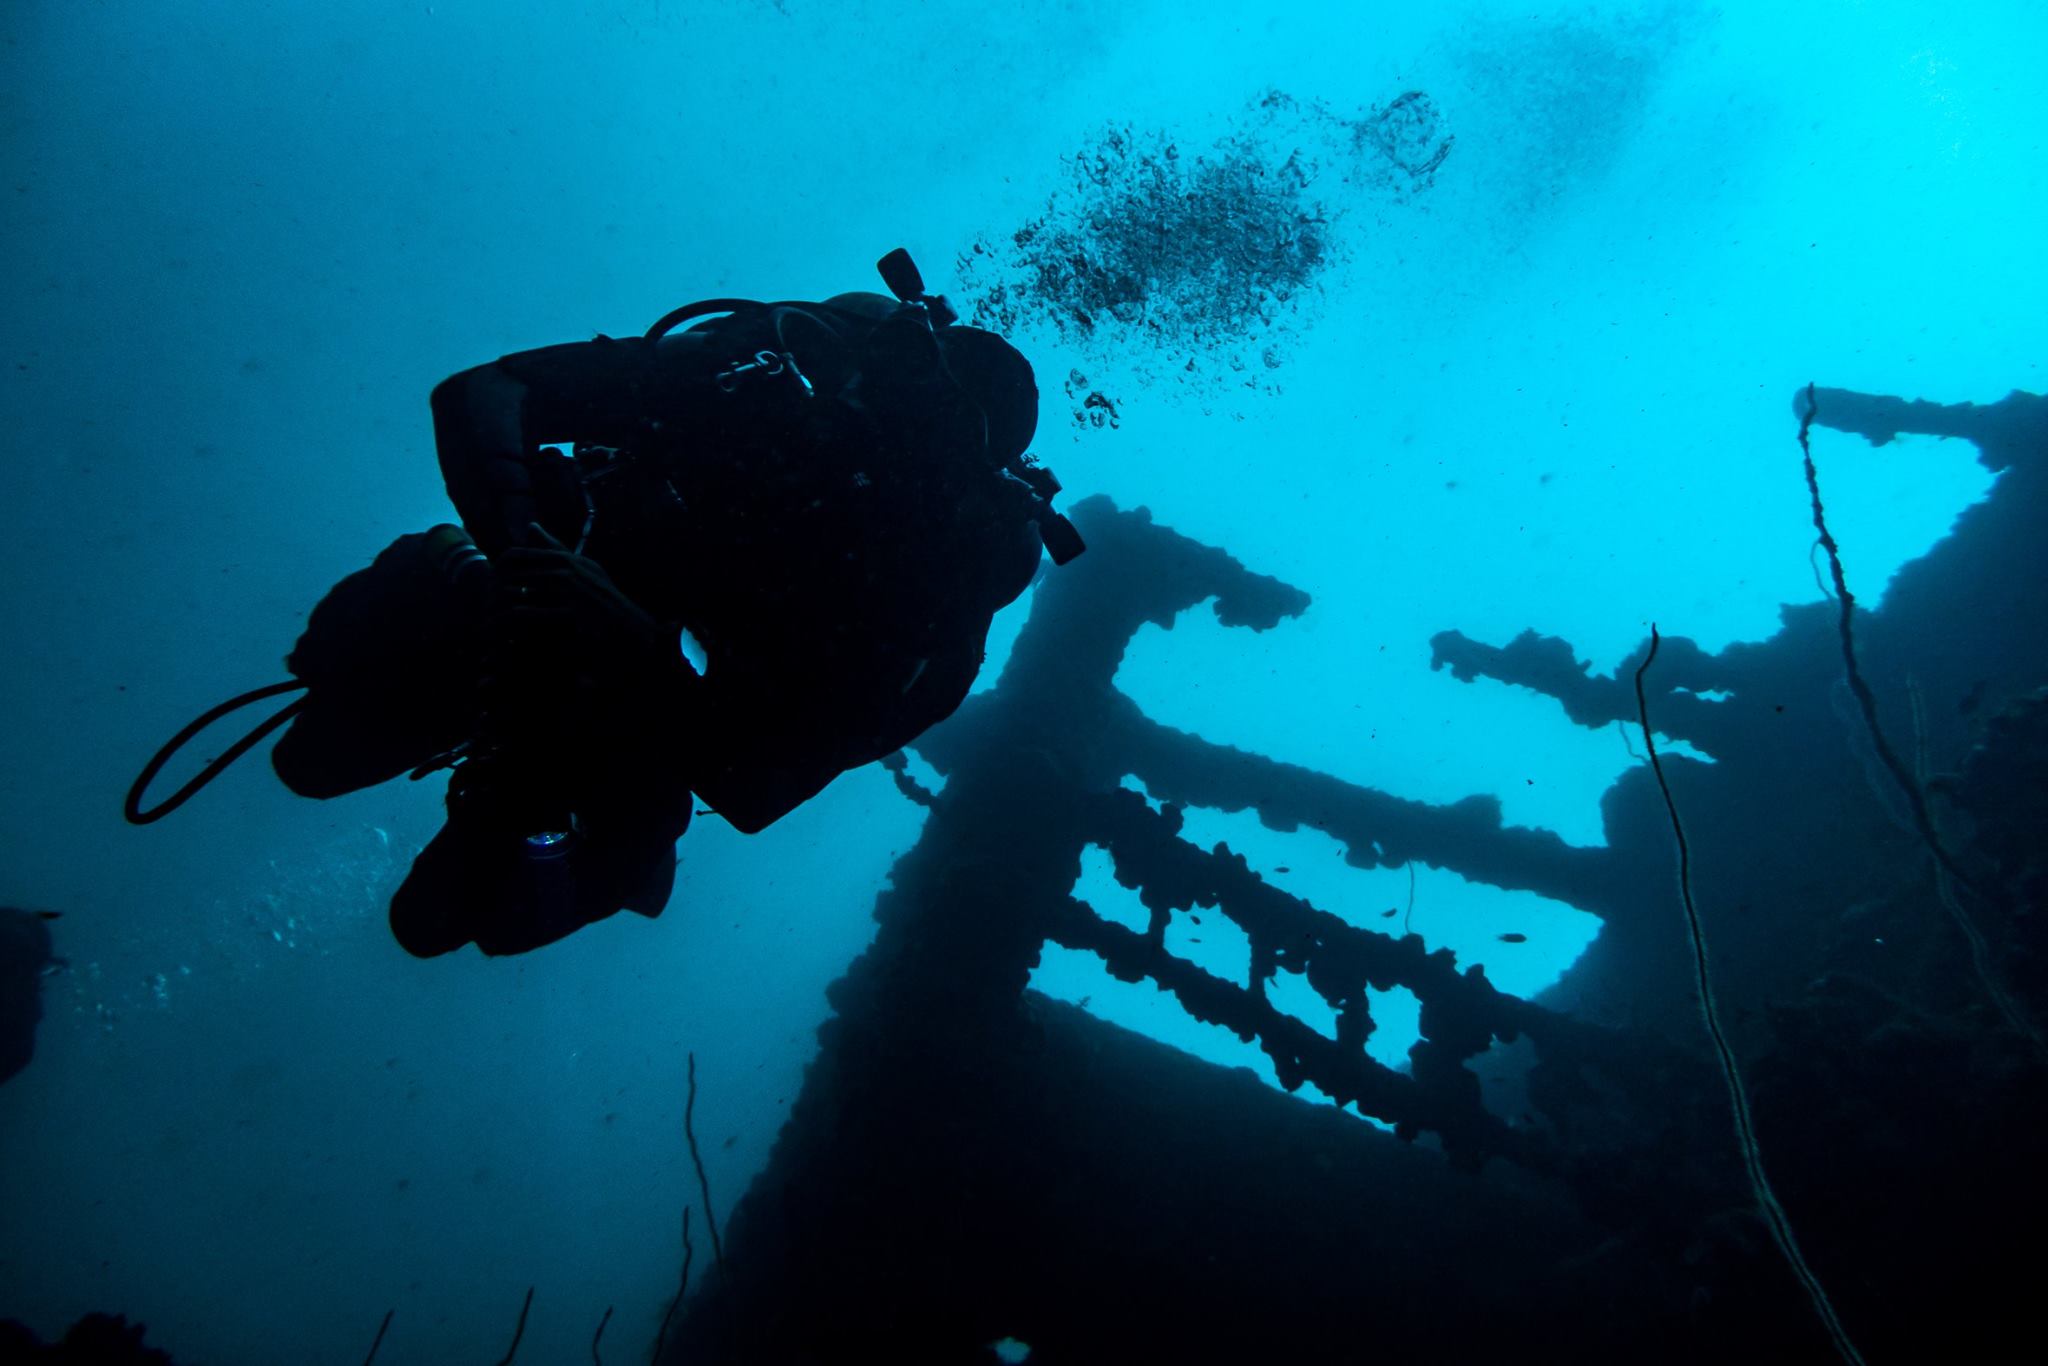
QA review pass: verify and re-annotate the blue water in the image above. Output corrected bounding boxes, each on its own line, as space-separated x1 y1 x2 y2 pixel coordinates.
2 1 2041 1360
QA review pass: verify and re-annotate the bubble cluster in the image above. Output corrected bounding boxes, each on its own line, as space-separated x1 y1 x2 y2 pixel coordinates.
60 825 406 1036
957 88 1452 420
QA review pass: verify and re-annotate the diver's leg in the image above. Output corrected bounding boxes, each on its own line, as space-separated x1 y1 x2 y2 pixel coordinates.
385 562 696 957
389 774 690 958
468 815 686 957
272 527 490 798
386 806 513 958
274 694 463 800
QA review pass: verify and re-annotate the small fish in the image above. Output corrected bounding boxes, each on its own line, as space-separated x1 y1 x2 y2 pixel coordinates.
1497 933 1527 944
1380 908 1398 918
35 911 60 921
722 1135 738 1150
1076 995 1092 1009
1273 866 1291 874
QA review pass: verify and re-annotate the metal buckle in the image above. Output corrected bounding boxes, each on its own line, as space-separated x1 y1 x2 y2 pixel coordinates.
715 349 815 398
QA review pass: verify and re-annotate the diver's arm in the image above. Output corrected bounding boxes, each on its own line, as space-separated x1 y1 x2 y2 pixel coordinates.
431 336 662 556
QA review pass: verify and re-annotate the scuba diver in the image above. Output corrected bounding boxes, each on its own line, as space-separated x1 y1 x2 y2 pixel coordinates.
128 249 1083 957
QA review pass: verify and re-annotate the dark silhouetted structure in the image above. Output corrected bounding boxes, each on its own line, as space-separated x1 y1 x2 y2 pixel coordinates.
660 385 2047 1365
0 907 56 1087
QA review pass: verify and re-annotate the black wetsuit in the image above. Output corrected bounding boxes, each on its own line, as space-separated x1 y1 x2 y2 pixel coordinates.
276 298 1046 954
431 304 1045 829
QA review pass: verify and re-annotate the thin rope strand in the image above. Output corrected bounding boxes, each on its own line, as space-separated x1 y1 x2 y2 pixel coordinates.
1637 625 1867 1366
1799 385 2040 1056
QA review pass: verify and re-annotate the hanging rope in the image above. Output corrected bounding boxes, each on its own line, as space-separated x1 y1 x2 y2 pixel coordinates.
1799 384 1973 888
1799 384 2041 1056
1636 624 1868 1366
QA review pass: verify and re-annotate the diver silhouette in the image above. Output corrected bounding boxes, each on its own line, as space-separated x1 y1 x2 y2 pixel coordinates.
129 250 1083 957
